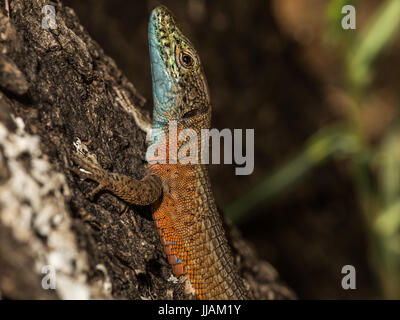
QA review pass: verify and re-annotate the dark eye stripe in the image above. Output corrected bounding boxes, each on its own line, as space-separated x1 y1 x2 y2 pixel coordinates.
182 109 198 119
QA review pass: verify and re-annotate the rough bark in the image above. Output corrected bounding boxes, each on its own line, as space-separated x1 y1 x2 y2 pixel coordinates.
0 0 295 300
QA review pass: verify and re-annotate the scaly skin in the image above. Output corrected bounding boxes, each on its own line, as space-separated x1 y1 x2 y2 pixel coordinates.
70 6 249 300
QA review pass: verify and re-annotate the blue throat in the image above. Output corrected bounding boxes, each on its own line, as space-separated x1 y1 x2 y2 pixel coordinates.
148 11 177 132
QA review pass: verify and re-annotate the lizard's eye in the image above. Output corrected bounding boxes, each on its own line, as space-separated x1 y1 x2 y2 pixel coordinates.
182 54 193 66
179 51 194 68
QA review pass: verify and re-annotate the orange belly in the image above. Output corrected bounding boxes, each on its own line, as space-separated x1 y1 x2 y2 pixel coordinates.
149 162 202 295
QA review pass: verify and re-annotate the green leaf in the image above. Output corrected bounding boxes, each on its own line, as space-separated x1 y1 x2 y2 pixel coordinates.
225 125 362 224
347 0 400 94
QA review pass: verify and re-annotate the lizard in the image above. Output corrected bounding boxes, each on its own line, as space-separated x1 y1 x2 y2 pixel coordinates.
69 5 249 300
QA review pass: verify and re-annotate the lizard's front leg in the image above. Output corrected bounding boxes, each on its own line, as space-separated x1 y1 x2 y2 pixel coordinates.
69 152 162 206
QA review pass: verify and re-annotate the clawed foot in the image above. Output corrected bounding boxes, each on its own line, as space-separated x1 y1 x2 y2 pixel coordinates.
68 141 107 200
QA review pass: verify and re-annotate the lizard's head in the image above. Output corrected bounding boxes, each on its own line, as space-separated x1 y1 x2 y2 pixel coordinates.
148 6 210 129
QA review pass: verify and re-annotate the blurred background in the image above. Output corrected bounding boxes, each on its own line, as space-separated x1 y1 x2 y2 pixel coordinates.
63 0 400 299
